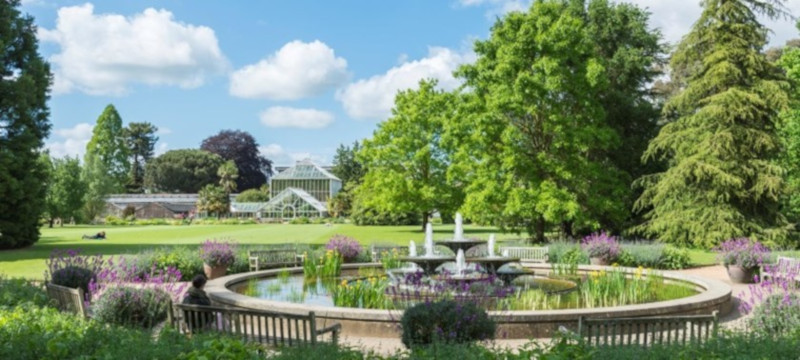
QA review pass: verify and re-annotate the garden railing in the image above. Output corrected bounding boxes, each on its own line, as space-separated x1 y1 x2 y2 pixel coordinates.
578 311 719 347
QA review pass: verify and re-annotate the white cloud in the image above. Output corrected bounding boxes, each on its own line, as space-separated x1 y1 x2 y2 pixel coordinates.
259 106 334 129
47 122 93 158
155 142 169 156
39 4 228 95
336 47 474 120
259 143 329 166
229 40 349 100
155 126 172 135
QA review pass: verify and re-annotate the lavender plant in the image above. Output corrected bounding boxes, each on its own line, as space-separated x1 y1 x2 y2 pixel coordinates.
325 235 362 262
715 238 770 269
199 239 237 267
45 249 105 295
581 232 621 262
92 286 172 328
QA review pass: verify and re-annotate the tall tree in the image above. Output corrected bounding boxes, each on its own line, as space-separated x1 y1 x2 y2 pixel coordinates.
197 184 229 218
332 141 365 188
356 79 461 229
0 0 52 248
218 160 239 194
634 0 790 247
453 0 630 242
144 149 224 193
122 122 158 193
777 33 800 240
83 104 129 220
44 155 86 227
201 130 272 191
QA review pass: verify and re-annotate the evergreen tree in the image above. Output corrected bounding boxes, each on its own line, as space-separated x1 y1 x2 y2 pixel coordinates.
122 122 158 193
218 160 239 194
44 155 86 227
635 0 790 247
331 141 365 188
83 104 129 221
0 0 52 248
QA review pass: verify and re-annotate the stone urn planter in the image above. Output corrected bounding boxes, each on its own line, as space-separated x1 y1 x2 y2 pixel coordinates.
726 265 757 284
204 263 227 280
589 257 610 266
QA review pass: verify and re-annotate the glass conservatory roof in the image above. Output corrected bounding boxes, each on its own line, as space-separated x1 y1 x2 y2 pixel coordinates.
230 202 268 213
265 187 327 212
271 159 340 181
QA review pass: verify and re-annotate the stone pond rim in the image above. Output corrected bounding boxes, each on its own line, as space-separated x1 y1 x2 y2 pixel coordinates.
204 264 733 339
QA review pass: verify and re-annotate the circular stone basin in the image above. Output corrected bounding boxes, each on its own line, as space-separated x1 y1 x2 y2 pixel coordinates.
435 239 487 254
206 264 733 339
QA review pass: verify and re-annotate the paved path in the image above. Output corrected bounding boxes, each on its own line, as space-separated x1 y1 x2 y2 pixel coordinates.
340 265 754 354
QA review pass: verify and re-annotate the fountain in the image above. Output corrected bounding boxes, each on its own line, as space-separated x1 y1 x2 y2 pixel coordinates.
455 249 466 274
408 240 417 257
399 222 454 275
488 234 496 258
435 213 492 254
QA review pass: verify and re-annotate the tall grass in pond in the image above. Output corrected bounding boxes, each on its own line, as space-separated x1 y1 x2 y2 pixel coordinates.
302 250 342 279
331 276 392 309
580 267 662 307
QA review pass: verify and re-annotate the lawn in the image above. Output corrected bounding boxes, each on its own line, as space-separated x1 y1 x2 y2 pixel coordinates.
0 223 526 279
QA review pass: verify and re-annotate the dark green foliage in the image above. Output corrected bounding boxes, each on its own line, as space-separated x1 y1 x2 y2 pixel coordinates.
235 186 270 202
400 300 495 348
0 306 262 360
92 286 171 328
43 155 86 227
83 104 129 220
122 122 158 193
350 205 420 226
144 149 224 193
134 247 205 279
635 0 790 247
0 0 52 248
197 184 230 217
750 293 800 337
332 141 365 188
617 244 690 269
0 276 49 308
201 129 272 191
50 266 95 294
268 344 372 360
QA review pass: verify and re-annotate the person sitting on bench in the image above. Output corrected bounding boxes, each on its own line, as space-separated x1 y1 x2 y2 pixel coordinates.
82 231 106 240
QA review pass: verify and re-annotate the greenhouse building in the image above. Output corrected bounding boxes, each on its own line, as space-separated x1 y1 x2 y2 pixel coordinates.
261 159 341 218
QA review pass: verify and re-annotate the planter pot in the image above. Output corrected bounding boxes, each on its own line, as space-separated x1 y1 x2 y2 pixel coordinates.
589 257 609 266
204 263 227 280
726 265 757 284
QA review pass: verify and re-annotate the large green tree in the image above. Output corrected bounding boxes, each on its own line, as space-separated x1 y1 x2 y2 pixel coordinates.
43 155 86 227
634 0 790 247
217 160 239 194
197 184 229 218
356 79 461 229
0 0 52 248
201 130 272 191
122 122 158 193
453 0 636 241
83 104 129 220
144 149 224 193
777 33 800 237
330 141 365 218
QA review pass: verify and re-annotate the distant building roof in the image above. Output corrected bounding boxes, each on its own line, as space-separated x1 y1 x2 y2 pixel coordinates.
272 159 340 181
106 193 237 204
230 202 269 213
265 187 327 212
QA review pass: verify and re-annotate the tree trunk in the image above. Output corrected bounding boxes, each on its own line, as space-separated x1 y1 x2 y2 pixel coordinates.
48 218 54 228
560 221 574 240
421 211 430 231
534 216 546 244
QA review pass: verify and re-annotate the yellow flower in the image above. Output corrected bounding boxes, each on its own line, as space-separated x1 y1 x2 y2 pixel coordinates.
341 280 348 286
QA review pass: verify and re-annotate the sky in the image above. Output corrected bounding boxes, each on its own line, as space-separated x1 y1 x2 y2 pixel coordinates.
21 0 800 166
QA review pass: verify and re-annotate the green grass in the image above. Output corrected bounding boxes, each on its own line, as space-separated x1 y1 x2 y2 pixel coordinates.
0 223 523 279
688 249 718 266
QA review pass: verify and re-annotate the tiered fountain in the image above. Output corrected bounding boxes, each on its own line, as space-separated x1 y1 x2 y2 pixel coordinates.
400 213 520 276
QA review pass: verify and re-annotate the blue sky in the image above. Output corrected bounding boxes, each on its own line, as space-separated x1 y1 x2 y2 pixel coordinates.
22 0 800 166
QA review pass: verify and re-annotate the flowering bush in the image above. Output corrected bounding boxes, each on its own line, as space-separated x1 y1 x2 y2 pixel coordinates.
325 235 362 262
199 239 237 267
88 256 186 306
45 249 105 295
92 286 172 328
749 293 800 337
715 238 769 269
581 232 621 262
400 299 496 348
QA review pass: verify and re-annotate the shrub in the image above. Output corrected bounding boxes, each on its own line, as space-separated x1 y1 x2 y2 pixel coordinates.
660 246 690 270
199 239 237 267
325 235 362 262
749 293 800 337
92 286 171 328
0 276 49 308
45 249 104 295
715 238 770 269
548 241 588 264
400 300 496 348
581 232 621 262
618 244 663 268
136 247 204 279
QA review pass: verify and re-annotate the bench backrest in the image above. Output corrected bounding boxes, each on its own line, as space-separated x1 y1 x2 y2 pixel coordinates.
45 283 87 318
776 256 800 272
578 312 718 347
249 249 298 263
173 303 334 346
499 246 549 262
370 245 408 262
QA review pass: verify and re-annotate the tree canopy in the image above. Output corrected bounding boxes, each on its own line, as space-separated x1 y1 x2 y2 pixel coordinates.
201 130 272 191
0 0 52 248
43 155 86 227
123 122 158 193
144 149 224 193
83 104 129 220
634 0 790 247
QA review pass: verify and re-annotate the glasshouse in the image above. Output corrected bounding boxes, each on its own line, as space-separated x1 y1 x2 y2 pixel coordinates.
259 159 341 218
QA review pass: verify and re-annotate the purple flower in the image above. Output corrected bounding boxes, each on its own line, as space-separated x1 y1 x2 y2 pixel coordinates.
199 239 237 267
581 232 621 262
714 238 770 269
325 235 362 262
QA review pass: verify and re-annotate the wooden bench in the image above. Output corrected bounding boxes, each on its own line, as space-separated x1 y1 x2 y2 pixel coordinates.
45 283 88 318
248 249 303 271
370 245 408 262
760 256 800 282
499 246 549 264
171 303 341 346
578 312 718 347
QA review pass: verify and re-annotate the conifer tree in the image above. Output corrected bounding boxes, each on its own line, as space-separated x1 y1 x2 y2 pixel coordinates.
635 0 790 247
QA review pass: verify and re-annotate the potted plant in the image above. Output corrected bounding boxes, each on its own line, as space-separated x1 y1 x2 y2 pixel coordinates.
199 239 237 280
581 232 620 266
715 238 769 284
